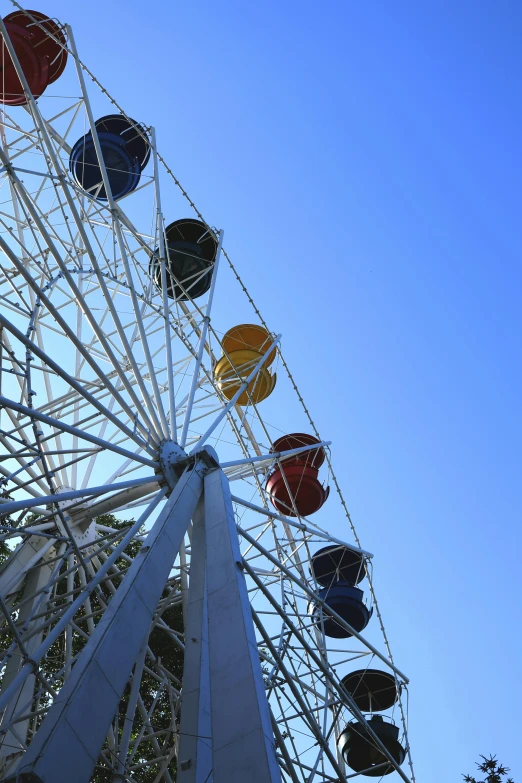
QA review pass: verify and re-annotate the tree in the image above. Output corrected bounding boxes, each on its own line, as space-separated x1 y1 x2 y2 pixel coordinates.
464 756 514 783
83 515 185 782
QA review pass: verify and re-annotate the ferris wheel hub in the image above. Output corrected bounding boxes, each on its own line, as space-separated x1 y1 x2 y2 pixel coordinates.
158 441 220 492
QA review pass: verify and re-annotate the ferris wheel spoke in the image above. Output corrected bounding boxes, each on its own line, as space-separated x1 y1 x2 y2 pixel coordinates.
179 229 223 449
83 271 165 442
14 462 199 782
0 165 162 447
67 34 168 441
251 607 346 780
189 335 281 455
221 440 332 484
0 475 159 521
0 276 157 454
233 494 372 559
97 445 151 487
108 236 168 438
33 326 72 487
0 464 47 509
0 455 49 491
269 702 306 783
225 441 330 470
0 13 414 778
87 486 160 520
242 534 403 680
0 400 157 480
0 430 50 497
151 127 177 440
0 488 167 732
247 569 412 782
70 272 84 490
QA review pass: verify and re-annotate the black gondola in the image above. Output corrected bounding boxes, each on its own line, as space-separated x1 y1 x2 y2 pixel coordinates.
150 218 218 301
341 668 398 712
94 115 151 170
338 716 406 776
311 544 366 587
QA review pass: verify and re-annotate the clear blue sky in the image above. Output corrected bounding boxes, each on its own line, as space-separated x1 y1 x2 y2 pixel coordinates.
29 0 522 779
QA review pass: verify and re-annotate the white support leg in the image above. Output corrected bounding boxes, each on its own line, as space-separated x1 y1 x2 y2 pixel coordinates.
0 552 58 774
177 469 281 783
0 537 55 602
16 463 206 783
177 497 212 783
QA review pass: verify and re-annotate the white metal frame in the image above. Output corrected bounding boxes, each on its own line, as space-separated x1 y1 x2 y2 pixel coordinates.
0 7 414 783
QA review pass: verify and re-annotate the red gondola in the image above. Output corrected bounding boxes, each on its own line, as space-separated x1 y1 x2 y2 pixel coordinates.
0 21 49 105
265 433 329 516
4 10 67 84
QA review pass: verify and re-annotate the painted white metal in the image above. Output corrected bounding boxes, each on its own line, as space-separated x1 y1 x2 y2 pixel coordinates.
0 475 159 518
17 462 204 783
180 230 224 450
190 335 281 453
68 25 168 442
177 496 212 783
0 536 54 601
0 492 167 717
231 494 374 559
219 440 331 470
178 469 281 783
0 8 414 780
0 547 58 769
151 126 177 441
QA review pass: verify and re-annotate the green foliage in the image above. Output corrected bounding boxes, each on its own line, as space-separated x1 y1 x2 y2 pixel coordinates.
0 538 10 567
91 515 184 782
464 756 514 783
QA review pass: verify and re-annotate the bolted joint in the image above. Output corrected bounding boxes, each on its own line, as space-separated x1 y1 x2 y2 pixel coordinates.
23 657 39 674
156 441 219 494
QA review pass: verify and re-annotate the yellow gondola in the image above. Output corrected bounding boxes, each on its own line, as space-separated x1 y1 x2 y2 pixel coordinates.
214 324 277 404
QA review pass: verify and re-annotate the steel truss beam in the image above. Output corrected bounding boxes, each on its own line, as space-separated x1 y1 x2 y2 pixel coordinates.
0 9 414 781
9 460 282 783
177 468 281 783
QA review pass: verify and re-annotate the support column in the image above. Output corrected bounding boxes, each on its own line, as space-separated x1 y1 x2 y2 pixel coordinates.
178 469 281 783
0 552 57 774
17 462 205 783
177 497 212 783
0 537 55 601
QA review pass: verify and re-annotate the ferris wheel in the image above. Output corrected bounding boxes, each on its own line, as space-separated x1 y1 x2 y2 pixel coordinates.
0 7 415 783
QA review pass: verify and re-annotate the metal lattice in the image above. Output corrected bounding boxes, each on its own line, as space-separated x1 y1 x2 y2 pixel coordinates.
0 6 414 783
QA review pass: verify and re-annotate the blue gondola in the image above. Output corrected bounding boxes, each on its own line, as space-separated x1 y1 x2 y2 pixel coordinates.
310 582 372 638
69 114 149 200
